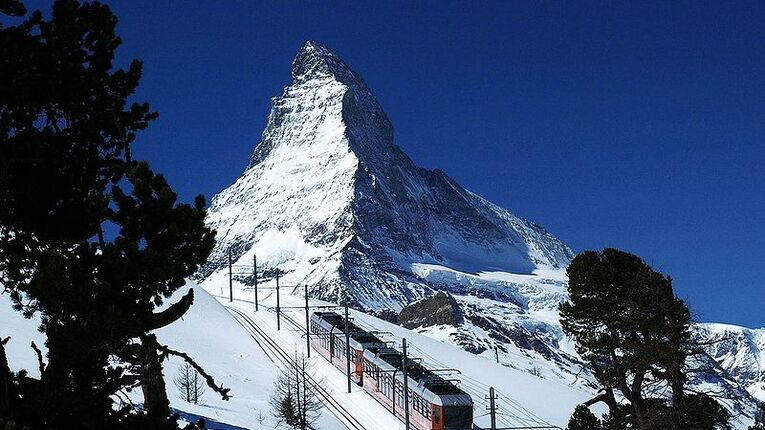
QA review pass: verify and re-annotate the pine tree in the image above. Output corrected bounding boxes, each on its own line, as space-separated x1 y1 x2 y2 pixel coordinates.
559 248 730 430
680 393 731 430
567 404 603 430
269 353 323 429
0 1 221 428
271 372 300 427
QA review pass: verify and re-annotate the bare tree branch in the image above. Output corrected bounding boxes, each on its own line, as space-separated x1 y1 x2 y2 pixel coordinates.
156 342 230 401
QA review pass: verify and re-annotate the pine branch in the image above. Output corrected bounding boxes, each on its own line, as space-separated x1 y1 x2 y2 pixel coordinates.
582 391 609 407
30 341 45 375
0 336 13 415
144 289 194 332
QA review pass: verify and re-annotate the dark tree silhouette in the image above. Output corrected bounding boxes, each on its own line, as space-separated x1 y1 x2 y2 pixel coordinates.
567 404 603 430
270 353 323 429
560 248 731 430
0 1 218 428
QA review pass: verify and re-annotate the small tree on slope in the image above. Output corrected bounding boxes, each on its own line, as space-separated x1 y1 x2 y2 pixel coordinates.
271 371 300 428
174 362 206 404
269 353 323 429
567 404 603 430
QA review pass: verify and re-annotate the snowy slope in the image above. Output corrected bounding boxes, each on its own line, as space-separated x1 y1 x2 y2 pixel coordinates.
208 278 598 429
197 41 763 424
0 284 347 429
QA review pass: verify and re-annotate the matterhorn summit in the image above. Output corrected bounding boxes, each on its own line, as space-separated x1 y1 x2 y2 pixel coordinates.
201 41 574 310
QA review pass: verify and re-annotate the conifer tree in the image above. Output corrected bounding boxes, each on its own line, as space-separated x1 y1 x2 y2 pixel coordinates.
0 1 221 428
269 353 323 429
559 248 730 430
271 371 300 427
567 404 603 430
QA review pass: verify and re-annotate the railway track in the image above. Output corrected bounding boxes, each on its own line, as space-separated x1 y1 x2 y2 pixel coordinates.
224 305 370 430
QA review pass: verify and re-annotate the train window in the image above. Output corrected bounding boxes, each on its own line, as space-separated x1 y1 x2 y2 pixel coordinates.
411 394 430 419
443 406 472 428
381 375 392 398
422 398 431 419
395 382 404 407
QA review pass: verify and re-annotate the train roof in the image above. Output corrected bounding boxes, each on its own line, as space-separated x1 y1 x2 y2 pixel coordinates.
365 346 468 397
311 311 385 347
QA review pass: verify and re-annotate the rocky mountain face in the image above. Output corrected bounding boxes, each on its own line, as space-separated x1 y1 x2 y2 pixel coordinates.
695 324 765 401
197 41 763 422
397 291 464 329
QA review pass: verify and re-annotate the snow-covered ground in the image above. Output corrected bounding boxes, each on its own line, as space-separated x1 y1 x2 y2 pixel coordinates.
205 276 600 429
1 284 339 429
2 278 760 429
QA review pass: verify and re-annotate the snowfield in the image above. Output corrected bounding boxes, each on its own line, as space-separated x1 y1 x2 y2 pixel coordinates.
0 280 593 429
2 277 761 429
205 276 596 429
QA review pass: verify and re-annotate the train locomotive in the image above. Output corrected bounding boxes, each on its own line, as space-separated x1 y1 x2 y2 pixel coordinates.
310 311 474 430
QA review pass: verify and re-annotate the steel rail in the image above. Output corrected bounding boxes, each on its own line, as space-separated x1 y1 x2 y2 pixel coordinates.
225 306 369 430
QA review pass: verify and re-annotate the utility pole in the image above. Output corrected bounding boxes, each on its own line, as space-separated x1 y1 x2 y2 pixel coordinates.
301 356 308 427
304 285 311 358
276 270 281 330
295 357 302 428
495 345 499 364
253 254 258 311
344 304 352 394
488 386 497 430
228 248 233 302
402 338 410 430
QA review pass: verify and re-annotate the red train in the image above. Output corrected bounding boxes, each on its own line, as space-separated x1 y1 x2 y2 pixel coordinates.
310 311 473 430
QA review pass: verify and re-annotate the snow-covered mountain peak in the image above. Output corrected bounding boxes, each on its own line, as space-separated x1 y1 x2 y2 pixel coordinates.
292 41 364 87
205 41 574 308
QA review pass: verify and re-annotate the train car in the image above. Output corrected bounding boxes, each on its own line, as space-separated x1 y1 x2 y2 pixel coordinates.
362 345 473 430
309 311 386 384
310 312 342 363
310 312 473 430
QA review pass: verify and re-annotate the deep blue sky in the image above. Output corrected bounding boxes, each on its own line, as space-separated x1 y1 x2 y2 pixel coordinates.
25 1 765 327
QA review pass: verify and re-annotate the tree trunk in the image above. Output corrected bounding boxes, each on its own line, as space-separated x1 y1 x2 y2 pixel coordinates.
0 337 15 417
140 335 170 422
